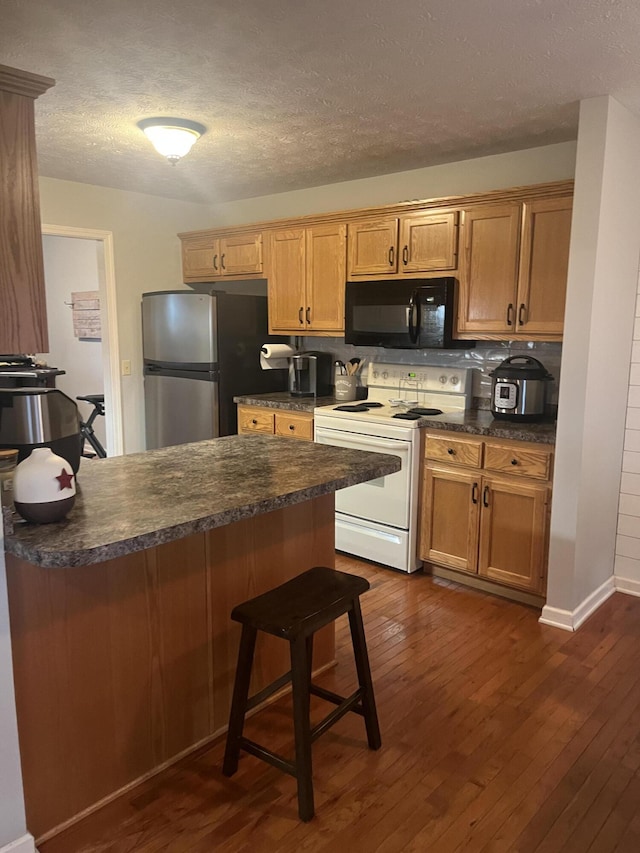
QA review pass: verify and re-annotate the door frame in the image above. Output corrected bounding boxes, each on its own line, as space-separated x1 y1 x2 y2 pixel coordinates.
41 224 124 456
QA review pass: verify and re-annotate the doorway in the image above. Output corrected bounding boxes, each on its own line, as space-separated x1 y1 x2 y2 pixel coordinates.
40 226 123 456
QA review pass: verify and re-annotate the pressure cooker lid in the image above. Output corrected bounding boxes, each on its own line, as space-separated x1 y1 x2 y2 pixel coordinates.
490 356 553 380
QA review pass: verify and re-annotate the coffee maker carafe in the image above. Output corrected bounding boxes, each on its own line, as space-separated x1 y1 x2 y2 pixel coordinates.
289 352 333 397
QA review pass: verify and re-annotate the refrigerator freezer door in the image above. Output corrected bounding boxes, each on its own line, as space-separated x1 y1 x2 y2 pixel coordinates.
145 373 219 449
142 292 217 366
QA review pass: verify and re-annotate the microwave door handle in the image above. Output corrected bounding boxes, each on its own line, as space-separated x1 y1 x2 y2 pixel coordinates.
408 289 420 343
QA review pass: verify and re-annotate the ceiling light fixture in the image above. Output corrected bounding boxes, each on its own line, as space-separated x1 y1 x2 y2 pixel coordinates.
137 117 206 165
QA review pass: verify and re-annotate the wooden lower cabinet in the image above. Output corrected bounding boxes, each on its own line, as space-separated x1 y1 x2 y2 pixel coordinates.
421 466 479 574
237 404 313 441
420 432 553 598
478 476 550 593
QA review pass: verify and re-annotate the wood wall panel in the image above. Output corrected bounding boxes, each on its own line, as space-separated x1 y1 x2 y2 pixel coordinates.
6 494 335 841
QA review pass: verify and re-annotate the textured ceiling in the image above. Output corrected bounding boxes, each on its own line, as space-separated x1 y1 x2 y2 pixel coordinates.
1 0 640 204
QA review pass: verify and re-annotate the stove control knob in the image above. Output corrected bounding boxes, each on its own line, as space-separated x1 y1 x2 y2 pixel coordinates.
382 371 388 379
450 376 460 386
439 375 448 384
372 370 379 379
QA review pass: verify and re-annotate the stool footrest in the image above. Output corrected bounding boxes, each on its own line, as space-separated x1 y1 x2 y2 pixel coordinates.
246 670 292 712
239 737 297 777
310 683 365 716
311 689 364 743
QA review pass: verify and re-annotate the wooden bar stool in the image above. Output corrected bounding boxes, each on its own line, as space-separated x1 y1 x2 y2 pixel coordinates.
222 566 381 821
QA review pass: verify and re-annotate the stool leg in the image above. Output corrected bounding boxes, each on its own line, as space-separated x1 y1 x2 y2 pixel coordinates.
223 625 257 777
290 634 314 821
349 599 382 750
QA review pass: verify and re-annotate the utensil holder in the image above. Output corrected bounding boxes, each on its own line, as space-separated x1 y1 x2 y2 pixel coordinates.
335 376 358 402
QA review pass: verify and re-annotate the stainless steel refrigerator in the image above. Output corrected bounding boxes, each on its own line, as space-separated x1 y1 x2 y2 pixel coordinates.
142 290 287 449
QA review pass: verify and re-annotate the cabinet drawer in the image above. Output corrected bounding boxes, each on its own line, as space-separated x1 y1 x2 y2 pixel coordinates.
238 406 274 434
274 412 314 441
425 434 482 468
483 442 551 480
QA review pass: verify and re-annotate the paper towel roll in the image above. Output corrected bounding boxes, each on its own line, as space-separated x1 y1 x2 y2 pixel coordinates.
260 343 296 370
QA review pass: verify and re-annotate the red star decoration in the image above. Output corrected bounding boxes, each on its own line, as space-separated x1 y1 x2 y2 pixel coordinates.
56 469 74 491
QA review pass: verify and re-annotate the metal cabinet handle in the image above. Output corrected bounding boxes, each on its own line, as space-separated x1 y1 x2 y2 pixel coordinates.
447 448 455 455
402 246 409 265
506 303 514 326
220 253 226 270
299 307 304 325
511 458 518 466
289 424 295 431
483 485 490 507
471 482 479 504
518 303 527 326
213 253 218 271
251 419 257 425
306 307 311 324
388 246 395 266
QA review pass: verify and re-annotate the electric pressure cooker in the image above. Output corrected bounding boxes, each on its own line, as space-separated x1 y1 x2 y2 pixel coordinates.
489 356 553 422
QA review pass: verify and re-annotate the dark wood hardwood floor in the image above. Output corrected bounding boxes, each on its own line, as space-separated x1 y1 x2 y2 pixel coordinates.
40 555 640 853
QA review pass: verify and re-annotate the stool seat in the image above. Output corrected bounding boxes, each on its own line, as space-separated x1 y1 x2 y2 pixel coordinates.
223 565 380 822
231 566 369 639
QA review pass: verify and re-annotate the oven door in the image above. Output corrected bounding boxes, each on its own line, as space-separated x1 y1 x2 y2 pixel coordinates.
315 426 412 528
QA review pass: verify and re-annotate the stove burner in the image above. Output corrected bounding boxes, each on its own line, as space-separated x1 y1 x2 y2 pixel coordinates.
333 404 371 412
407 407 443 416
362 402 383 408
392 412 422 420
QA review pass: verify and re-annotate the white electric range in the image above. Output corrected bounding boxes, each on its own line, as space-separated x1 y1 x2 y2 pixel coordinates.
314 362 474 572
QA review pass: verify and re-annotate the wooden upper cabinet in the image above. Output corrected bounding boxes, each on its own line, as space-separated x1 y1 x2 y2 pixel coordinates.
182 235 219 279
457 204 521 334
305 223 346 332
0 65 54 354
516 196 572 336
400 211 458 272
219 232 263 276
347 218 399 276
268 224 346 334
267 229 306 332
181 231 263 281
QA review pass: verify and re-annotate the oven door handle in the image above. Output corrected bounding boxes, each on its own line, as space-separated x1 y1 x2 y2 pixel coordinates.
408 289 421 344
315 428 409 454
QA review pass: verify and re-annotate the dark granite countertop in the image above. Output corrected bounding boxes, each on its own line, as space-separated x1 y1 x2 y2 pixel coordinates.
234 391 338 412
4 435 400 569
234 393 556 444
411 409 556 444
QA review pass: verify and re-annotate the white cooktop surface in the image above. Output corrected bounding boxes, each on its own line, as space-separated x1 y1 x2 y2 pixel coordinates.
315 362 474 428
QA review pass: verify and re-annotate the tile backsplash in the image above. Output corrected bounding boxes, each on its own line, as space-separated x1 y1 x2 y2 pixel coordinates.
298 337 562 405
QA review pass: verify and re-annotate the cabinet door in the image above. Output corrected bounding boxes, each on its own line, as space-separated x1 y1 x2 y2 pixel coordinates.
219 232 263 276
237 406 274 435
347 218 399 276
399 211 458 272
182 235 220 280
420 465 480 574
457 204 521 334
274 411 314 441
516 196 572 337
305 223 346 332
478 476 549 593
267 229 306 332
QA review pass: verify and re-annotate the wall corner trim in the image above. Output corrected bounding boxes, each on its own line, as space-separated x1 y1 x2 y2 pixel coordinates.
614 575 640 597
539 576 616 631
0 834 37 853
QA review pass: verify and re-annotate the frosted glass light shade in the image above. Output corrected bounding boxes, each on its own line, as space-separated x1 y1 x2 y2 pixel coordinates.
137 118 206 164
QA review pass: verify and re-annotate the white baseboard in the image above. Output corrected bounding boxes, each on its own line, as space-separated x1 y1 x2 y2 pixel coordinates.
615 575 640 596
539 576 615 632
0 834 37 853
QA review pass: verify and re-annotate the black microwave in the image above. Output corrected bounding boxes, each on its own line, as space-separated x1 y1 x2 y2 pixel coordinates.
344 277 473 349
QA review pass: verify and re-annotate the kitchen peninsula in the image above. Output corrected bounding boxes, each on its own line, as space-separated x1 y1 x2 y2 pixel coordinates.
3 435 399 843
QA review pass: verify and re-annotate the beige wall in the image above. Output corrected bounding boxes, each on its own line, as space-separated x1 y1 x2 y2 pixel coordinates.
38 178 213 453
209 141 577 225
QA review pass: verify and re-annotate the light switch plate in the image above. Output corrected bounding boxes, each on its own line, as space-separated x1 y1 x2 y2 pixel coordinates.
121 360 131 376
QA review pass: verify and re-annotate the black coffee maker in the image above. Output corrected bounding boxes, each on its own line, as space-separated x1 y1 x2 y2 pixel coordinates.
289 352 333 397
